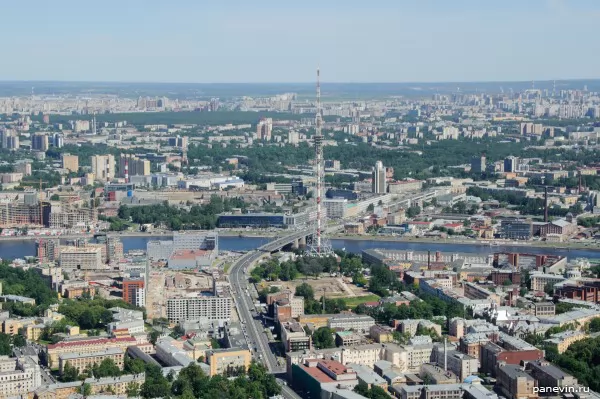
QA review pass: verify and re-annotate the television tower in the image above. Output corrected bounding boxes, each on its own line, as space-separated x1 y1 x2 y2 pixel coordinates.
308 68 333 257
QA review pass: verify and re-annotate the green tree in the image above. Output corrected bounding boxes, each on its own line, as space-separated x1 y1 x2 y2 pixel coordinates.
589 318 600 333
126 382 141 397
81 382 92 397
124 356 146 374
312 327 335 349
295 283 315 300
94 358 121 378
149 330 161 345
62 361 79 382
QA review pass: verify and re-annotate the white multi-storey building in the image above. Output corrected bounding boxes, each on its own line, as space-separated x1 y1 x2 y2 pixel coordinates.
166 296 231 322
0 356 42 398
59 246 103 270
328 315 375 333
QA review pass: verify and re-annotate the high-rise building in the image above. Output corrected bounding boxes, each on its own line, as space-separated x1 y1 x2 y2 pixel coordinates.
118 155 150 178
52 133 64 148
36 238 61 263
61 154 79 173
1 129 20 150
91 155 116 182
31 134 49 152
107 237 124 262
372 161 387 194
168 136 188 149
256 118 273 141
122 278 145 307
288 131 299 145
471 155 486 174
166 296 231 322
504 156 518 173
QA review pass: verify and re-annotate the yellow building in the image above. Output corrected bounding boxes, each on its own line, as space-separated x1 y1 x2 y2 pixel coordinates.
2 319 23 335
22 324 45 341
61 154 79 173
46 336 136 367
206 348 251 377
369 325 393 343
297 314 334 329
59 348 124 374
544 330 588 353
87 373 145 396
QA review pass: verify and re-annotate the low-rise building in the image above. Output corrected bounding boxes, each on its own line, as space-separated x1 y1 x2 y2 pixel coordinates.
531 273 566 292
525 360 578 392
420 363 459 384
328 314 375 333
496 364 537 399
533 302 555 317
543 330 588 354
336 331 364 347
291 358 359 399
86 373 145 396
58 347 124 374
46 336 136 368
205 348 251 377
370 325 394 343
281 320 311 352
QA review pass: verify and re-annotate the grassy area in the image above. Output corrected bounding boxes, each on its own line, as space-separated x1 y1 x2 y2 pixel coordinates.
223 262 232 273
339 294 381 308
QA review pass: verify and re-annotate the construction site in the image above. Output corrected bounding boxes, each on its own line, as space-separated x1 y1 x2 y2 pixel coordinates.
259 276 373 301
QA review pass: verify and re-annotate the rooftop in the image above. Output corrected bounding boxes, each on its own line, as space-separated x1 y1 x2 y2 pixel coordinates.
59 347 123 361
48 336 135 350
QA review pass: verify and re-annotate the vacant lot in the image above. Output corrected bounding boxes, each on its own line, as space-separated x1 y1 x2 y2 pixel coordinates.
262 277 373 301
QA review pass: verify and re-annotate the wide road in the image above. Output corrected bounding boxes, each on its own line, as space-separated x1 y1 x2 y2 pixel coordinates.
229 230 312 397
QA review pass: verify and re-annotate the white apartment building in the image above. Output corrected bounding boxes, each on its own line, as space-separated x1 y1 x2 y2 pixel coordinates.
0 356 42 398
173 231 218 251
340 344 383 368
403 344 435 372
166 296 231 322
324 199 348 219
59 246 103 270
328 315 375 334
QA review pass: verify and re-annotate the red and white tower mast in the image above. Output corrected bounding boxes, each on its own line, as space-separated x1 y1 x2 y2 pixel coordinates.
309 68 333 257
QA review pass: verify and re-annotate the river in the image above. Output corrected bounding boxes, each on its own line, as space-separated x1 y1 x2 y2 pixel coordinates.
1 236 599 260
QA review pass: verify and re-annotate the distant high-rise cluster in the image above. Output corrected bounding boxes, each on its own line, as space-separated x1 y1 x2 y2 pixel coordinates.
0 129 19 150
31 133 49 152
168 135 188 149
257 117 273 141
210 98 220 112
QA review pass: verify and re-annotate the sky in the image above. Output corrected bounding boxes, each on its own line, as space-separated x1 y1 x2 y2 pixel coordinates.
1 0 599 83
